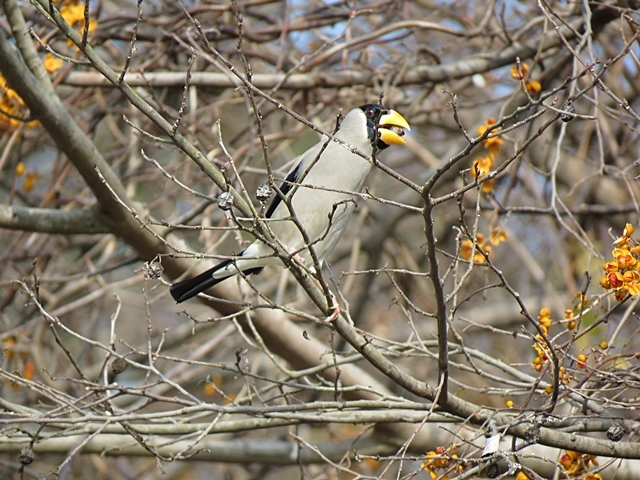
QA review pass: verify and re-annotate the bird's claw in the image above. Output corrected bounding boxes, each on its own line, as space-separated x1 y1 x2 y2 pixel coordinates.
292 253 306 267
325 292 340 323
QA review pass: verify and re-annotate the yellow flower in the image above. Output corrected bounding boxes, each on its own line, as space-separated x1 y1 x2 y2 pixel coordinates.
627 282 640 296
560 450 599 476
43 53 62 73
420 445 461 479
481 179 494 193
472 154 494 177
584 474 602 480
510 63 541 93
461 237 486 263
60 0 85 25
510 63 529 80
86 18 98 33
60 0 98 46
0 76 42 129
614 223 634 246
477 119 503 154
490 228 507 246
613 248 637 269
525 80 541 93
16 162 25 176
23 172 40 192
472 155 496 193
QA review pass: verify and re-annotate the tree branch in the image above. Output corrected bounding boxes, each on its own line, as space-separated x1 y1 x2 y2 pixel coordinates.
0 204 110 234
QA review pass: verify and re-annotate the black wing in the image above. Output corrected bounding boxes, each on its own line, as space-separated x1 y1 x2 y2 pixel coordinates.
265 162 302 219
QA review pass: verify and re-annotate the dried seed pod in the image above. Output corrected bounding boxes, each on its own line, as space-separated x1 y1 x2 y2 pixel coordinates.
217 192 233 211
111 357 129 376
560 103 576 122
485 462 499 478
256 183 273 202
607 424 625 442
142 259 163 279
19 446 34 465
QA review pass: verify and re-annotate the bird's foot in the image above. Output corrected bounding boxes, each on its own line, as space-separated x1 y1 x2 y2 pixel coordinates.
293 253 306 266
290 251 306 267
325 292 340 323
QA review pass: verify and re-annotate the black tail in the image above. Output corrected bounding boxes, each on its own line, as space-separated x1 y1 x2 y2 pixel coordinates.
170 259 265 303
170 260 234 303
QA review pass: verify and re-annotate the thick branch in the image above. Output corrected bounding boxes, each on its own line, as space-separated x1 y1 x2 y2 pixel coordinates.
0 204 110 234
0 435 394 464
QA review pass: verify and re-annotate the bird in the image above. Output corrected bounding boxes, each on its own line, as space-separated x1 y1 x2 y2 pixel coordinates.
170 104 410 303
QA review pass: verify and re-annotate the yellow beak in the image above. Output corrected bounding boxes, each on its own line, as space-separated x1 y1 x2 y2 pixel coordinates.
378 109 411 145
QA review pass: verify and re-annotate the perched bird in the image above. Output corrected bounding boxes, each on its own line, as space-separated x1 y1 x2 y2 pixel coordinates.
170 104 410 303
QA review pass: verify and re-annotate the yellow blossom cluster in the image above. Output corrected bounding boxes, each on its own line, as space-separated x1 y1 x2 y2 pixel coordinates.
531 308 552 371
472 119 503 193
538 307 552 335
600 223 640 300
510 63 542 94
0 77 39 130
460 228 507 264
531 308 572 389
15 162 40 192
59 0 98 40
559 450 600 479
565 292 589 330
420 445 463 480
41 0 100 73
0 0 100 128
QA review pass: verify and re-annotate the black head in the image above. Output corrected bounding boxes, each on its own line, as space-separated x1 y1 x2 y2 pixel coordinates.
358 104 410 150
359 104 387 150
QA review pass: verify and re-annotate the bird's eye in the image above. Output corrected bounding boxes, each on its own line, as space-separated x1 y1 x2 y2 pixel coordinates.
365 108 376 118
